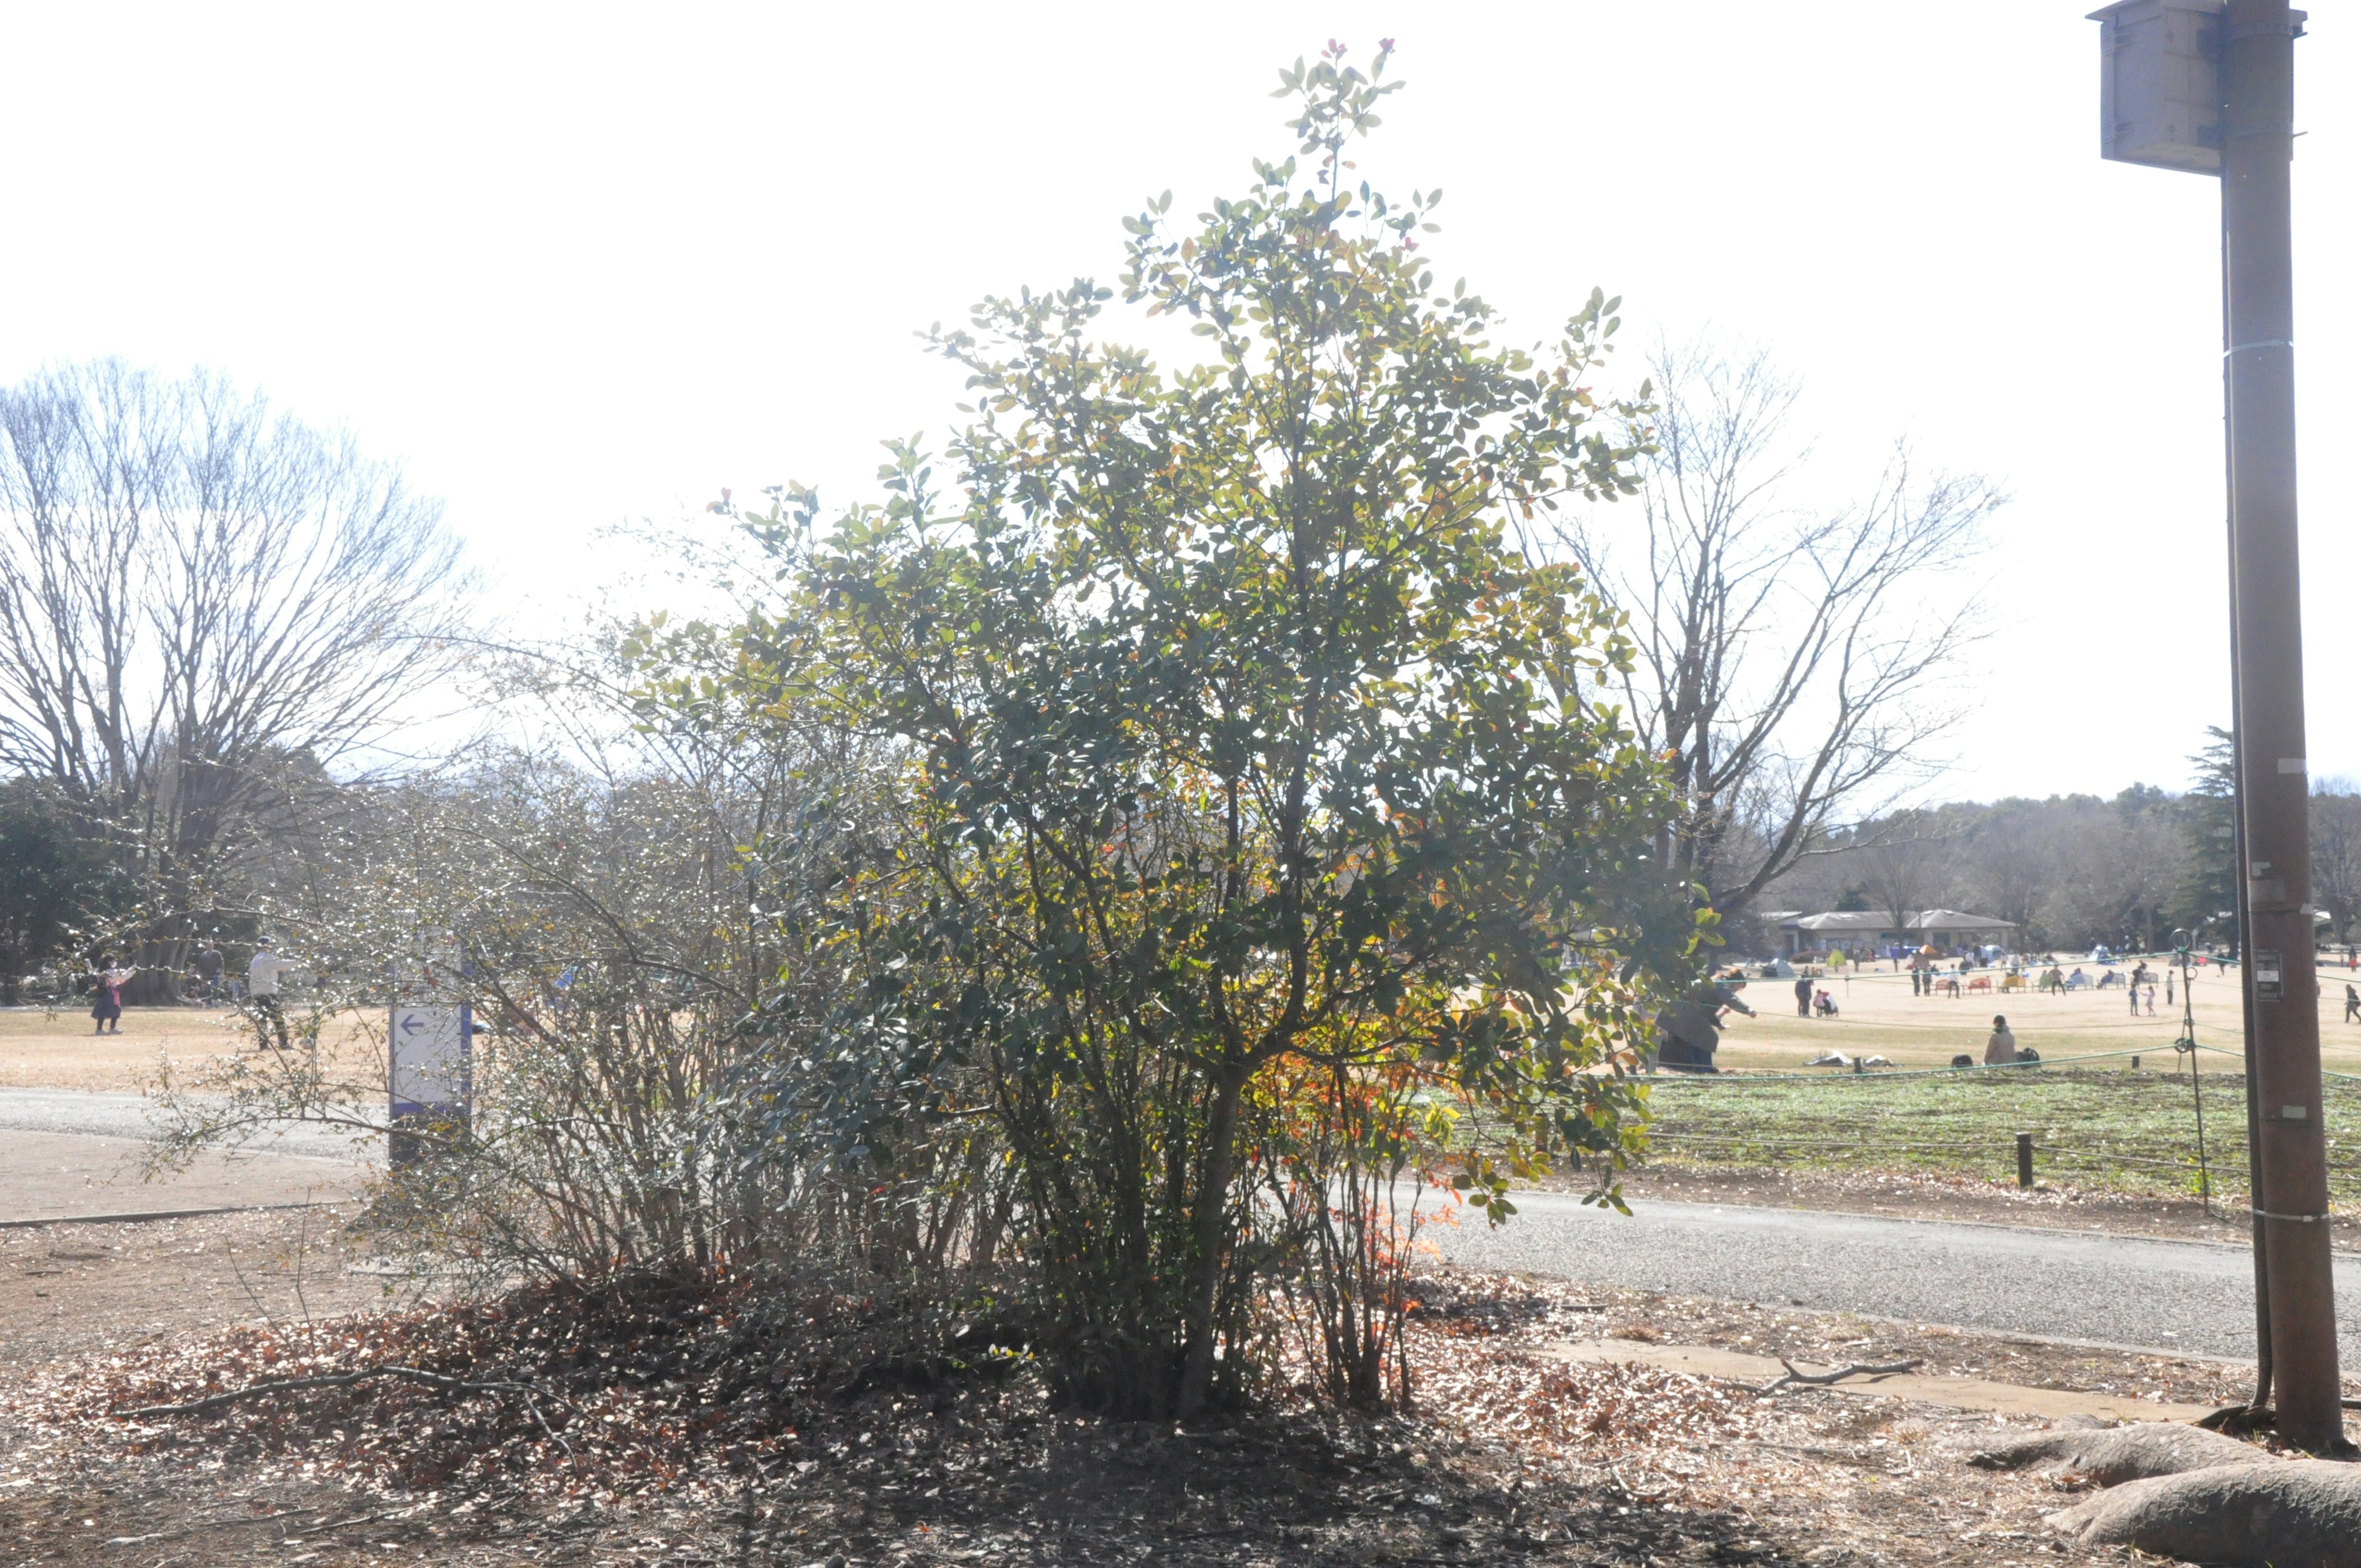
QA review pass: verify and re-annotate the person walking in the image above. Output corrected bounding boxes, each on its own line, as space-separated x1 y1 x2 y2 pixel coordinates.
2143 983 2157 1016
1983 1014 2019 1064
2344 983 2359 1024
2166 969 2175 1008
1793 973 1813 1017
245 940 299 1051
88 954 136 1035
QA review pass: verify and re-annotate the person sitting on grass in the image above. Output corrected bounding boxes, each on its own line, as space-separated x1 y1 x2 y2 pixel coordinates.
1983 1013 2019 1064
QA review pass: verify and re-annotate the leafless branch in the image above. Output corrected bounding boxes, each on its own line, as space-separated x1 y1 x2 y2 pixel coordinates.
1560 338 2004 921
0 360 472 986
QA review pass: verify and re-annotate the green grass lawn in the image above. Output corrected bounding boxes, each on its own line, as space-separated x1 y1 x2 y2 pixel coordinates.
1634 1066 2361 1207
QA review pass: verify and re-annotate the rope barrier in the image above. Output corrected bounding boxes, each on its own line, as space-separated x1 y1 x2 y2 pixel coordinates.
2190 1039 2361 1083
1644 1131 2361 1198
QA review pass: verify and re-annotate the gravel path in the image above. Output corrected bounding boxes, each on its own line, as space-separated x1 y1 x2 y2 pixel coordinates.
1430 1188 2361 1366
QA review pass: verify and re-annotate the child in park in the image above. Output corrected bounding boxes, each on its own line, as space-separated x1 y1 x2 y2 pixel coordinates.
88 955 139 1035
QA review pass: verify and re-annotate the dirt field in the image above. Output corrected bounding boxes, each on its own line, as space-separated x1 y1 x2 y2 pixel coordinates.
1709 959 2361 1076
0 1130 364 1222
2 1208 2330 1567
0 1006 379 1094
10 980 2357 1095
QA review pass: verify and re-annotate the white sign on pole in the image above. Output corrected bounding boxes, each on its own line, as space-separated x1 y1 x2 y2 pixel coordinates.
390 1004 470 1119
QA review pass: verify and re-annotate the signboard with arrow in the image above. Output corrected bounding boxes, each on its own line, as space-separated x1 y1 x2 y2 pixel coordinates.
390 1004 470 1144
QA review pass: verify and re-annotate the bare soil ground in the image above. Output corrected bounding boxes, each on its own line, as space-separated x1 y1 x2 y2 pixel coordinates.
0 1007 257 1094
1 1130 364 1222
0 1006 376 1095
0 1209 2323 1567
0 1208 388 1360
1710 962 2361 1075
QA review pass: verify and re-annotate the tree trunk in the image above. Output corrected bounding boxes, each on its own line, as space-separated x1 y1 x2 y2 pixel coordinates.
125 936 191 1006
1177 1057 1247 1417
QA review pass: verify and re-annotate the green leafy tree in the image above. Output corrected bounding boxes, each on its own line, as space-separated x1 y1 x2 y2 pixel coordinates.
727 44 1700 1417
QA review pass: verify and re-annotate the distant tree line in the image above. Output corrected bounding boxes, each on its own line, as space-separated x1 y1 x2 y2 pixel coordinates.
1719 729 2361 957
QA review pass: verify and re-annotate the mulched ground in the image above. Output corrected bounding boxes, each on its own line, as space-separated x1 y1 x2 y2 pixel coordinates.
6 1236 2282 1568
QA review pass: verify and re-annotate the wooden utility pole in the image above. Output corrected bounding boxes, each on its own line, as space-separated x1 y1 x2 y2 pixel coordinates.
2218 0 2343 1453
2090 0 2340 1449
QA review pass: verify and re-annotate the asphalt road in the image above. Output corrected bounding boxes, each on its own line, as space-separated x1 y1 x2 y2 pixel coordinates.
0 1087 366 1160
1429 1188 2361 1366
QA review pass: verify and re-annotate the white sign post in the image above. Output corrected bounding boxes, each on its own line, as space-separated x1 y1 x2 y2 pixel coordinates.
389 1003 471 1167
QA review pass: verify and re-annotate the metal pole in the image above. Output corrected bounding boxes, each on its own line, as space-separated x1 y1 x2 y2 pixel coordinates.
2220 0 2342 1452
2173 944 2212 1216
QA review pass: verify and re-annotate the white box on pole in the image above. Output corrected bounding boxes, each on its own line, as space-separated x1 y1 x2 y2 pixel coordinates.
2090 1 2225 173
2088 1 2306 175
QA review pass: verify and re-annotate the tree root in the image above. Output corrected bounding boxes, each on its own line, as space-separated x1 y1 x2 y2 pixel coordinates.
1738 1357 1923 1396
2197 1399 2361 1437
112 1364 571 1454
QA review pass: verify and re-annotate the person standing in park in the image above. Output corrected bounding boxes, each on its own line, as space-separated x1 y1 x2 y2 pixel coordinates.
2344 983 2359 1024
1983 1013 2019 1064
87 954 137 1035
1793 973 1813 1016
245 940 299 1051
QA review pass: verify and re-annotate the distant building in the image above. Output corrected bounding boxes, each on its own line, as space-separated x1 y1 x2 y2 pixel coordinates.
1773 908 2019 958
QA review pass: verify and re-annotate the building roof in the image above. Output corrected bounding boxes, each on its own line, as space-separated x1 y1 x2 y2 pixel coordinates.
1784 908 2018 932
1787 911 1897 932
1916 908 2019 930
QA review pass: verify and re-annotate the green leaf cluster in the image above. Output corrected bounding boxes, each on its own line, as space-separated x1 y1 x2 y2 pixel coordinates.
654 44 1699 1418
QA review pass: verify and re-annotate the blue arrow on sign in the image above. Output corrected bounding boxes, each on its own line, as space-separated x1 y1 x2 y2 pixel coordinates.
401 1015 427 1035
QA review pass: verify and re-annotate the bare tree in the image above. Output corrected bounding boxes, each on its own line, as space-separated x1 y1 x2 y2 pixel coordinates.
1856 810 1953 940
1563 341 2004 916
2311 782 2361 946
0 360 469 994
1959 803 2058 935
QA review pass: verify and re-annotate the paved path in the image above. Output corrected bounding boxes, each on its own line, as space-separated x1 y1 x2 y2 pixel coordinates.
1430 1189 2361 1366
0 1130 362 1222
0 1089 373 1222
0 1087 365 1158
